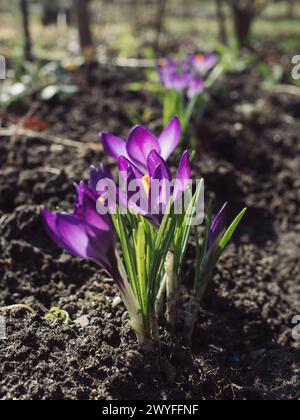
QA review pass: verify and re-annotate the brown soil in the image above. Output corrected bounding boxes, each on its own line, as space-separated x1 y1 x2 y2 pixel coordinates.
0 64 299 400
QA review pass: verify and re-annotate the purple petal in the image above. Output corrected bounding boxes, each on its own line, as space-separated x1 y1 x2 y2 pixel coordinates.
148 156 172 219
55 213 115 276
158 116 181 161
65 206 122 286
158 58 177 88
187 76 204 98
193 53 217 75
75 180 106 221
177 150 191 182
56 213 92 260
118 156 144 179
118 156 144 201
147 150 166 178
74 181 96 215
89 165 112 193
100 132 129 161
148 150 171 181
127 125 160 170
173 150 191 201
42 190 123 287
118 156 148 215
148 164 171 221
73 182 85 216
171 72 191 91
41 207 64 250
209 202 228 247
83 189 112 232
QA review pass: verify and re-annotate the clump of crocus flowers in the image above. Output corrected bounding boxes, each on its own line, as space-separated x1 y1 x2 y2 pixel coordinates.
158 53 218 134
42 116 246 350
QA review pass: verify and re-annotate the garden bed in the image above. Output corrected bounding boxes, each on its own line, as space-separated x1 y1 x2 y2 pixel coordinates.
0 64 299 400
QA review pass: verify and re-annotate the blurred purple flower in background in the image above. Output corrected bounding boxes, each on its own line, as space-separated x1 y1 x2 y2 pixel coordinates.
158 58 191 91
158 53 217 98
190 53 217 76
187 75 204 98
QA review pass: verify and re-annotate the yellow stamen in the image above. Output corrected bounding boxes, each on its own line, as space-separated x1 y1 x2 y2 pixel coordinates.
98 196 105 205
195 53 205 62
159 58 168 68
142 175 151 197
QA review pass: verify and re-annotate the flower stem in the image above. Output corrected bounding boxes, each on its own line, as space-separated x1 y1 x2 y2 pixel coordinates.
165 252 178 329
184 290 199 342
155 273 166 318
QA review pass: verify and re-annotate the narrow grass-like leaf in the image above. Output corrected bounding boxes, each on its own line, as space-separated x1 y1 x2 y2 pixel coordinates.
182 95 198 133
198 207 247 298
147 199 176 308
135 222 147 314
163 89 185 128
194 199 213 289
174 179 204 276
218 208 247 252
111 212 137 297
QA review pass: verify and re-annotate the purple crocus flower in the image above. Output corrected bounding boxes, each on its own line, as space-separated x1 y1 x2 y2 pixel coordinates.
159 58 192 92
169 71 193 92
41 168 123 287
148 150 192 222
190 53 217 76
158 57 205 99
158 58 177 89
208 202 228 248
187 75 204 99
100 116 181 174
118 149 191 225
158 58 189 88
88 164 113 193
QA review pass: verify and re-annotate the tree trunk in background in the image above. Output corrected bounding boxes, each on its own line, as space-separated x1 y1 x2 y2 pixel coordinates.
20 0 32 61
42 0 59 25
287 0 296 18
42 0 72 26
215 0 228 44
229 0 270 48
155 0 167 57
231 3 254 47
74 0 94 61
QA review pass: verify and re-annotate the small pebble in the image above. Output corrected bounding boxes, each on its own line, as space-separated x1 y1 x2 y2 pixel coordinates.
90 389 98 398
112 296 122 308
74 315 89 328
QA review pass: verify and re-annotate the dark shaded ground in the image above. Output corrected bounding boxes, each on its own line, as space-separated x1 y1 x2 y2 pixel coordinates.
0 64 299 400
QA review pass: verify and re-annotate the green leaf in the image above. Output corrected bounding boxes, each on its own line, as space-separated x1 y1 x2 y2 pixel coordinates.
199 199 213 264
182 95 198 133
135 222 147 311
147 199 176 308
173 180 204 275
59 85 79 96
44 307 70 324
127 81 163 94
163 89 185 128
195 199 213 289
111 212 137 295
219 207 247 252
197 207 247 299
